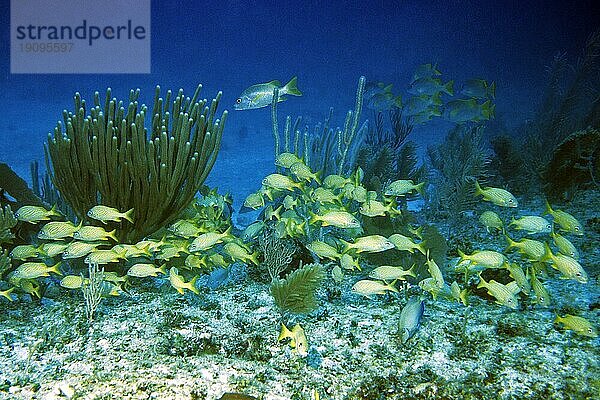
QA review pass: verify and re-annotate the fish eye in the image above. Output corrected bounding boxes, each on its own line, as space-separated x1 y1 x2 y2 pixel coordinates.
236 98 242 104
574 226 580 232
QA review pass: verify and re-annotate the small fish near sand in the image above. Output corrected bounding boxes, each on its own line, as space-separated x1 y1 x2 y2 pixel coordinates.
234 76 302 110
278 323 309 357
554 314 598 338
352 279 399 298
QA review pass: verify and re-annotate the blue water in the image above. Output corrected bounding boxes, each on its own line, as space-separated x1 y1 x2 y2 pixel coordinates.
0 0 598 205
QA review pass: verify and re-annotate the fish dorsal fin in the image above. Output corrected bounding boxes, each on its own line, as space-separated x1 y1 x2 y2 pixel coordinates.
267 80 281 86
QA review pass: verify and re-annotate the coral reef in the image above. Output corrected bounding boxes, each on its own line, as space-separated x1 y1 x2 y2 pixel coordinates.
488 133 526 193
270 262 325 314
514 31 600 193
0 163 43 209
1 71 598 400
0 205 17 243
271 77 368 177
45 85 227 242
0 205 16 281
427 124 490 224
30 161 77 222
542 127 600 200
257 226 297 281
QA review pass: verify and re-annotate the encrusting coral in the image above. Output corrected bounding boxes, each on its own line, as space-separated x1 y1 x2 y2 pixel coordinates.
45 85 227 242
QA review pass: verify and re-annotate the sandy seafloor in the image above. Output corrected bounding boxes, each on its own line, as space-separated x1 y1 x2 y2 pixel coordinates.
1 114 599 399
0 189 599 400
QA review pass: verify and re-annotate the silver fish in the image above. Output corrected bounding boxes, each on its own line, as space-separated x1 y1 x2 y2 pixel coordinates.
397 296 425 344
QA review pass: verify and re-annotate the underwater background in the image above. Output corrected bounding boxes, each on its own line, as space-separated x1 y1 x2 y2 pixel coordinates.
1 1 600 399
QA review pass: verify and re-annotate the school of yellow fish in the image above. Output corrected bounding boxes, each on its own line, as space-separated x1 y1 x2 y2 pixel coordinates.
0 156 596 341
3 191 248 299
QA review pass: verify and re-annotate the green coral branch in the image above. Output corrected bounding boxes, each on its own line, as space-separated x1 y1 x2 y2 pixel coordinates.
270 77 368 177
0 205 17 244
270 262 325 314
45 85 227 242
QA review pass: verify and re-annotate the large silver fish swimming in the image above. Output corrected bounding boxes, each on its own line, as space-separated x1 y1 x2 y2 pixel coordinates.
234 76 302 110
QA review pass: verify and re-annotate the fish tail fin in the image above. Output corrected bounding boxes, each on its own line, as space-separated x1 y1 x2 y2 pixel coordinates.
158 264 168 276
108 229 119 242
488 81 496 99
503 234 516 251
33 284 43 299
485 101 495 119
188 275 200 295
339 239 352 254
407 263 418 277
457 249 466 260
314 169 323 185
387 279 400 293
308 210 319 225
140 243 153 256
118 249 128 260
480 100 492 120
444 80 454 96
49 203 62 217
249 251 260 266
490 102 496 119
459 289 469 306
542 242 553 262
474 180 483 196
123 208 134 223
416 242 428 256
49 261 63 276
394 95 403 108
543 199 553 216
1 287 15 301
412 225 424 239
278 323 293 341
283 76 302 96
414 182 426 197
476 272 485 289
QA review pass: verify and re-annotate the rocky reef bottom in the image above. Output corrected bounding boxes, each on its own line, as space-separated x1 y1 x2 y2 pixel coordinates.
1 192 599 400
1 271 598 400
